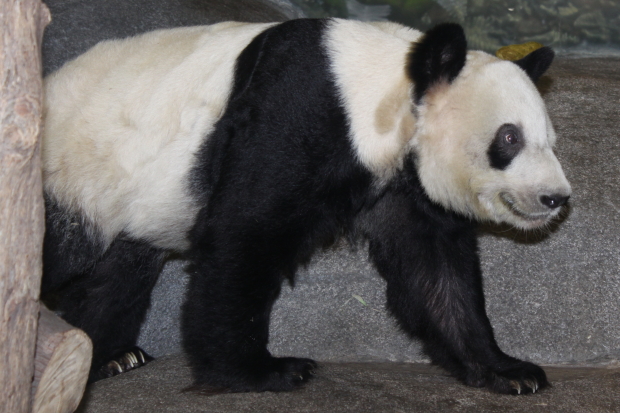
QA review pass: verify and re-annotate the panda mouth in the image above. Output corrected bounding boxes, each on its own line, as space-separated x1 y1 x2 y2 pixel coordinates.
499 192 551 223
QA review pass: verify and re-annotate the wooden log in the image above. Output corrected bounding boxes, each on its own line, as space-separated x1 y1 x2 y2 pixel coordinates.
0 1 50 412
32 305 92 413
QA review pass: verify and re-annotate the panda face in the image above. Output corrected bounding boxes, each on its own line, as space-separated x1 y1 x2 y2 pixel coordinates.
414 51 571 229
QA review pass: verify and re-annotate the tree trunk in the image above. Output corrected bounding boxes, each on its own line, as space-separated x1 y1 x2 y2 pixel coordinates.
0 1 51 412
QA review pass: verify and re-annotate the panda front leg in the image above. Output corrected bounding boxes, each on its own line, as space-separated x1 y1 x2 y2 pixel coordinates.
181 223 316 393
364 191 548 395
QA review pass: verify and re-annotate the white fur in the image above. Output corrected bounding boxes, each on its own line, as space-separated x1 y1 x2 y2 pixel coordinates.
325 19 422 180
43 22 276 250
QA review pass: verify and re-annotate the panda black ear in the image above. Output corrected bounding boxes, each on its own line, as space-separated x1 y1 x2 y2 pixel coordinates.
514 46 555 83
407 23 467 104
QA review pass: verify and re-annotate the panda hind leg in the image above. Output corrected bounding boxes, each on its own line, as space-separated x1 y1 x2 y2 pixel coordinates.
50 237 166 383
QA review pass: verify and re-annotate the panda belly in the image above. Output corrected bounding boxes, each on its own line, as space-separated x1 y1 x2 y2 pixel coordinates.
42 22 276 250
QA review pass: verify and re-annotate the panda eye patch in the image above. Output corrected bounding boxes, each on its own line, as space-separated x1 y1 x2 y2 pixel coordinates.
487 124 524 170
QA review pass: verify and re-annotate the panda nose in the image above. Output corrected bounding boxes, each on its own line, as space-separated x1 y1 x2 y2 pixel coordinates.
540 194 570 209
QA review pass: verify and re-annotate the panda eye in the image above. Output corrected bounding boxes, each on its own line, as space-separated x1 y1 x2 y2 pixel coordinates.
504 131 518 145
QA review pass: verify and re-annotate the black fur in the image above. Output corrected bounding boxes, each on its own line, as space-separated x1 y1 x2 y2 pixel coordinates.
487 123 525 170
514 46 555 83
406 23 467 104
43 19 548 394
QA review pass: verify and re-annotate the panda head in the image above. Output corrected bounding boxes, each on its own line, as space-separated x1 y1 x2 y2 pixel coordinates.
408 24 571 230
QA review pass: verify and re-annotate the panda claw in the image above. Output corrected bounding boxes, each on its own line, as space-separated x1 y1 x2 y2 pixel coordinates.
138 349 147 364
119 353 132 369
128 351 138 366
524 379 537 393
110 360 123 374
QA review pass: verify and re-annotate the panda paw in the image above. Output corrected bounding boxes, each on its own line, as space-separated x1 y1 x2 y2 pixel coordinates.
480 361 549 395
230 356 318 393
93 347 154 382
262 357 318 390
190 356 318 394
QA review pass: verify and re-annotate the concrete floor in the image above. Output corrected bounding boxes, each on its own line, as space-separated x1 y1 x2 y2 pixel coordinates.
76 355 620 413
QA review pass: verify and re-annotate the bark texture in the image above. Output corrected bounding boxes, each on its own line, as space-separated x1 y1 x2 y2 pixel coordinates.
0 1 51 412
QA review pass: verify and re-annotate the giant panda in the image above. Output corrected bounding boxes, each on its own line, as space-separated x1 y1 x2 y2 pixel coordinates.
41 18 571 394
